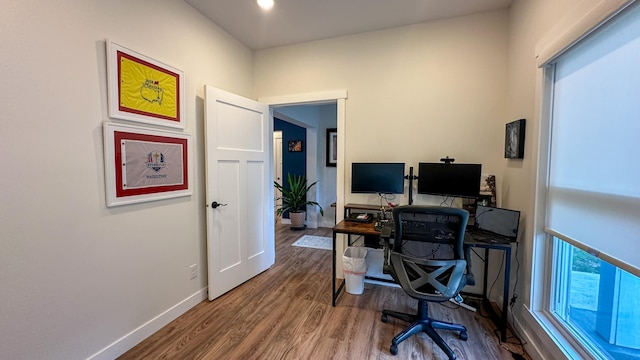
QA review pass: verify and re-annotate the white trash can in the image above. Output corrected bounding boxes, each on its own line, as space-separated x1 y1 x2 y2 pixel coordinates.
343 247 368 295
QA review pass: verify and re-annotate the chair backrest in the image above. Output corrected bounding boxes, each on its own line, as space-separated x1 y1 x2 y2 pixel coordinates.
388 205 470 301
391 205 469 261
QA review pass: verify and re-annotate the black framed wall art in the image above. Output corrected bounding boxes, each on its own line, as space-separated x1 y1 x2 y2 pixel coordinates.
505 119 526 159
326 128 337 167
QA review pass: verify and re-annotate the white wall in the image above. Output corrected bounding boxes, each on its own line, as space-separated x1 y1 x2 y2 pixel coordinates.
506 0 603 358
254 10 510 207
507 0 578 308
0 1 252 359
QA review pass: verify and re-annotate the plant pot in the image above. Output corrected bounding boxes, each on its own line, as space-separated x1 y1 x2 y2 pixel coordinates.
289 211 306 228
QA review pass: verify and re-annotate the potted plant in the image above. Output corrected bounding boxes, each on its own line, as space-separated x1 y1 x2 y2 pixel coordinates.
274 173 323 229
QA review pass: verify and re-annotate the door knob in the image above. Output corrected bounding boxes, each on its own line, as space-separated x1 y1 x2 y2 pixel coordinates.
211 201 228 209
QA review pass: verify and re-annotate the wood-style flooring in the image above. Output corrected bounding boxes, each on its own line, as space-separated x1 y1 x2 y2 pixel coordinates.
118 224 530 360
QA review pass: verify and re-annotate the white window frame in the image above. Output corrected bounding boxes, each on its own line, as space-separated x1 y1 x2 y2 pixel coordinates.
528 1 638 359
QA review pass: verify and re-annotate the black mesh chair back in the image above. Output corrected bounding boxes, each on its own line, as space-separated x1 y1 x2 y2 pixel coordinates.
381 205 472 359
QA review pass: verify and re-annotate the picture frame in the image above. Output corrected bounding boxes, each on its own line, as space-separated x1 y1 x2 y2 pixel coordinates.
505 119 526 159
326 128 337 167
106 41 185 129
288 140 303 152
103 122 192 207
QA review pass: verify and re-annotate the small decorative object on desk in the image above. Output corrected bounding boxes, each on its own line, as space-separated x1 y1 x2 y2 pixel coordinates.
479 174 497 207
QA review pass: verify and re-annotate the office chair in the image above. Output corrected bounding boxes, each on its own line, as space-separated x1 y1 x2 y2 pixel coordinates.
380 205 473 359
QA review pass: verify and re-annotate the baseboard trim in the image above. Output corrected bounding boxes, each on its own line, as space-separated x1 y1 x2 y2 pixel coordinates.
517 305 568 360
88 287 208 360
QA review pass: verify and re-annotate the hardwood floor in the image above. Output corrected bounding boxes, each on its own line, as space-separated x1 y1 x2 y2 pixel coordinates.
119 224 530 360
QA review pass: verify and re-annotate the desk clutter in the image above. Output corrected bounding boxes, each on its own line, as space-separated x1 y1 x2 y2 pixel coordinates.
344 212 373 222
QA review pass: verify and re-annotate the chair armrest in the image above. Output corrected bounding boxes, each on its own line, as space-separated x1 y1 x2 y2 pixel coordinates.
463 245 476 286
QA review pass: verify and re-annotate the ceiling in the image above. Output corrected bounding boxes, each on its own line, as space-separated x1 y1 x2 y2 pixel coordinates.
185 0 513 50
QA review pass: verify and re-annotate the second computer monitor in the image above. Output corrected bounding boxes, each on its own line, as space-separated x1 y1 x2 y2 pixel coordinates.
417 162 482 198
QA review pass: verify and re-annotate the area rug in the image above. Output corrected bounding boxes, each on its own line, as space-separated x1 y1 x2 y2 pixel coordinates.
292 235 332 250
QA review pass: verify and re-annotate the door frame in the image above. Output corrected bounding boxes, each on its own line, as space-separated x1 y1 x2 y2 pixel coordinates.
260 90 347 228
260 90 348 277
273 130 283 209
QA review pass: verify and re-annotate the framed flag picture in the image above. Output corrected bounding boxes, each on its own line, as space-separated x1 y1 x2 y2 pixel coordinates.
107 41 185 129
103 122 192 207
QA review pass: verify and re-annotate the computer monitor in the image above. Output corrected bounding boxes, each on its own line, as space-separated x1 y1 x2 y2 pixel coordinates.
351 162 405 194
475 205 521 241
417 163 482 198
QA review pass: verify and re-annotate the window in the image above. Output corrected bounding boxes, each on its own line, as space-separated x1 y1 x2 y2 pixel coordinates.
539 2 640 359
551 238 640 359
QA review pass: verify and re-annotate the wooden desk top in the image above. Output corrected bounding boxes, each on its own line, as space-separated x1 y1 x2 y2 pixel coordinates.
334 220 513 249
332 220 379 236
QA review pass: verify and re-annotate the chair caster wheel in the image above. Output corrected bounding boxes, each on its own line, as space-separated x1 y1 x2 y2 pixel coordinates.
390 344 398 355
381 314 388 323
459 331 468 341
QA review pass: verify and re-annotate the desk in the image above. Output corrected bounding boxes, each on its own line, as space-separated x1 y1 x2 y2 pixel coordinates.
331 220 513 342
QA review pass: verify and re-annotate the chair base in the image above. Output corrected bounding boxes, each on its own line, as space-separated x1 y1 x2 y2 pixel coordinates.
381 300 467 359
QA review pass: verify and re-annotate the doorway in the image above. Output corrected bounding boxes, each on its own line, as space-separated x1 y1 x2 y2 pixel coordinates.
261 90 347 229
272 105 336 228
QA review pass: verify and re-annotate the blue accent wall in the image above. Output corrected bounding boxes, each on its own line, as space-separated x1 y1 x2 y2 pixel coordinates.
275 118 306 185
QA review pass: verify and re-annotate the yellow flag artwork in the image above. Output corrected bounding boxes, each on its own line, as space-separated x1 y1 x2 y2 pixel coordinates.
118 51 179 121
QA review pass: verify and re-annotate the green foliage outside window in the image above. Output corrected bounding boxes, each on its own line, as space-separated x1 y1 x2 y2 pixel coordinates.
572 247 600 274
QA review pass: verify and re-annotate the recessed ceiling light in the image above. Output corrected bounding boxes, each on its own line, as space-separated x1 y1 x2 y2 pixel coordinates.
257 0 274 10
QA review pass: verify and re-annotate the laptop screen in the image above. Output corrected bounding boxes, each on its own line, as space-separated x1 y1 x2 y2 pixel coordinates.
475 205 521 241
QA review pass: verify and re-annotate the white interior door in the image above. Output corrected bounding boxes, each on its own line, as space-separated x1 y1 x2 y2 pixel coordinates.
204 85 274 301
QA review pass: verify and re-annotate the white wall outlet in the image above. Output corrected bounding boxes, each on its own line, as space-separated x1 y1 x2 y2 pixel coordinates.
189 264 197 280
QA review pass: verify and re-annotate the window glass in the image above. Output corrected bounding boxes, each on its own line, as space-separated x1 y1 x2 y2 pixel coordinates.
552 238 640 359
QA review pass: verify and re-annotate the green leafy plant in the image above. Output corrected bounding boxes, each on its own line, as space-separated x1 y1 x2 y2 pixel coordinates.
274 173 324 219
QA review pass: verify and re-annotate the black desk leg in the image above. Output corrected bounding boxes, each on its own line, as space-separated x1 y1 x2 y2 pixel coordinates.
332 232 337 306
332 232 347 306
483 248 489 303
501 246 512 343
481 246 509 343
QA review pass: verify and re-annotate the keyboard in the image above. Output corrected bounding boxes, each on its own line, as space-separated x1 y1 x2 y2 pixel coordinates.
467 229 511 244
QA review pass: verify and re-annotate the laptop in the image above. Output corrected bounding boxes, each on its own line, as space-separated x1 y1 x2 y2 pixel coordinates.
469 205 521 243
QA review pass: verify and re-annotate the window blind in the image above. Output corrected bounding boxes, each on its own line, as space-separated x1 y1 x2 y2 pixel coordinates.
546 3 640 272
535 0 633 67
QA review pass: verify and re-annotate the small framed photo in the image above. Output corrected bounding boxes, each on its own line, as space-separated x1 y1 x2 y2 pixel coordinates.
288 140 303 152
505 119 526 159
107 41 185 129
326 128 337 167
103 122 192 207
